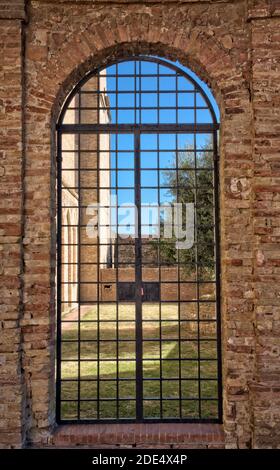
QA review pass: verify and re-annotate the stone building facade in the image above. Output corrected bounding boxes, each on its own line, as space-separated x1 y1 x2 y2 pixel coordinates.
61 73 111 311
0 0 280 449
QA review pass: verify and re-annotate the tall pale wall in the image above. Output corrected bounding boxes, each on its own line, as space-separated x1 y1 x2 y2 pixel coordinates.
61 73 111 306
0 0 279 449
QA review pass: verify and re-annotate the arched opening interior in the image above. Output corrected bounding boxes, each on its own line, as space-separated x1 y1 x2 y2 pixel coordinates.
56 55 221 423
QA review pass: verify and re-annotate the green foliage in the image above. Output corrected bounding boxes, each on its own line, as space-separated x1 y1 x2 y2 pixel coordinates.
154 141 216 280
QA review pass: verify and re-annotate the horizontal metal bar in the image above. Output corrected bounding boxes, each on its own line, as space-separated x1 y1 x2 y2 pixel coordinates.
60 280 216 285
61 358 217 362
61 149 214 153
58 123 219 133
60 377 218 382
61 168 214 173
60 299 216 304
61 397 218 402
61 322 216 327
67 106 209 111
88 74 195 79
80 84 198 88
61 336 217 340
57 418 222 424
60 187 214 191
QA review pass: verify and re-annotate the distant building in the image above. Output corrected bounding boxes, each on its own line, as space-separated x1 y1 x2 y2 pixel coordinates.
61 73 112 311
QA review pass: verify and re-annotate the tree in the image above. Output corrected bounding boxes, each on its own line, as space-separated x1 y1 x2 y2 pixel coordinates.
153 140 215 280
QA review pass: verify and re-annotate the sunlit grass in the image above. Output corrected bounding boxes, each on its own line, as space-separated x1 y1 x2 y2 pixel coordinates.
60 303 218 420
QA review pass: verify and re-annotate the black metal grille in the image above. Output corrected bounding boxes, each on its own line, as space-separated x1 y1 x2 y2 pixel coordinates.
56 56 221 423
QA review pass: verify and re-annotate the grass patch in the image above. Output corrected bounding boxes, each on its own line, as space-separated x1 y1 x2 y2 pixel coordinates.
60 303 218 420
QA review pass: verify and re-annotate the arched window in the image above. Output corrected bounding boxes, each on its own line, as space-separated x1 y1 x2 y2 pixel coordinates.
56 56 221 423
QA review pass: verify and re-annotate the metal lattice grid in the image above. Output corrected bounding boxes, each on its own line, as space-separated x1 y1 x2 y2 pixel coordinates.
56 56 222 423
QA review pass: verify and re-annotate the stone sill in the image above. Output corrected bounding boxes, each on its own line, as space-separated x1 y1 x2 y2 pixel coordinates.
52 423 225 448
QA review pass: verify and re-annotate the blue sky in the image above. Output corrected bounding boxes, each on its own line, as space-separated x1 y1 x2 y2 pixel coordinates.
104 58 219 124
98 58 219 234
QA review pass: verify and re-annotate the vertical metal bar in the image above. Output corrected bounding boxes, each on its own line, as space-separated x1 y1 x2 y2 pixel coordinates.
176 134 182 420
213 129 223 422
96 72 100 420
116 150 119 419
135 127 143 421
175 72 182 420
77 91 81 420
134 59 139 419
115 63 119 420
176 71 179 127
116 162 119 421
56 129 62 423
134 60 137 125
194 87 202 419
157 63 163 420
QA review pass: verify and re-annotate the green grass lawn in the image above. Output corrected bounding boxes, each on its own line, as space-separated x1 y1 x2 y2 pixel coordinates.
60 303 219 420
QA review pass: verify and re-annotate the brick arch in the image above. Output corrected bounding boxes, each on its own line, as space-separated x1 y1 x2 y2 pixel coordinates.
48 33 246 126
23 7 254 449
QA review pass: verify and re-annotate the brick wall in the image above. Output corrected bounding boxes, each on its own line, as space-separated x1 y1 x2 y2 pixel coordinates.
0 0 279 449
51 423 225 449
0 0 25 20
0 0 26 448
250 3 280 448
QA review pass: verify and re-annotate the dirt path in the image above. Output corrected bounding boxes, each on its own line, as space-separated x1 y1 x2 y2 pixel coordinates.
62 304 95 329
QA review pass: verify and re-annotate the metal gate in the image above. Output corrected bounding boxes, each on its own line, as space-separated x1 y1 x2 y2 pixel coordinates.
56 57 222 423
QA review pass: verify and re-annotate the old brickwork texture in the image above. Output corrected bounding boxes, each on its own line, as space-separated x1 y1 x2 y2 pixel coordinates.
0 0 279 449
